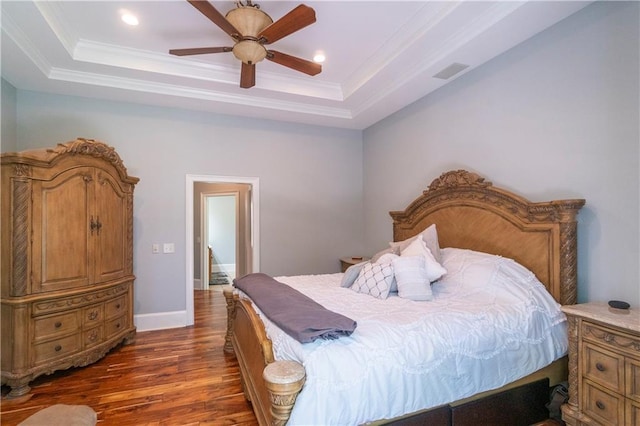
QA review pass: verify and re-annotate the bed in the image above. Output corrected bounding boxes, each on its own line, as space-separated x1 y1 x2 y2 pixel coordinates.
223 169 585 425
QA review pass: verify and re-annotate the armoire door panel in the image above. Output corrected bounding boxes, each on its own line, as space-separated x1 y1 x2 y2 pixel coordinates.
93 171 128 282
31 169 92 293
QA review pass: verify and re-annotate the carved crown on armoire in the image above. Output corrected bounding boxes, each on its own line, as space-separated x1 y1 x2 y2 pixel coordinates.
1 138 139 397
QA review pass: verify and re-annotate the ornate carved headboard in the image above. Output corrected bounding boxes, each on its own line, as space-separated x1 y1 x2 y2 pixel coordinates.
390 170 585 305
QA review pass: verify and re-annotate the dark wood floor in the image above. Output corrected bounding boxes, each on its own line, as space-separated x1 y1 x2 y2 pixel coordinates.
1 288 258 425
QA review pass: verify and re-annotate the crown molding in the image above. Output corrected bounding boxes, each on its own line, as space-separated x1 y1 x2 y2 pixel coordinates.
47 67 353 119
72 39 344 101
34 1 76 56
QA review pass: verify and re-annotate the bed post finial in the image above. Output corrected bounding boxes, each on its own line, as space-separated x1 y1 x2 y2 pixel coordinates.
263 361 306 426
223 287 236 353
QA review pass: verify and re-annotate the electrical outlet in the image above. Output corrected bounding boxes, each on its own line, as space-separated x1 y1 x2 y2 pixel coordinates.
163 243 175 254
152 243 160 254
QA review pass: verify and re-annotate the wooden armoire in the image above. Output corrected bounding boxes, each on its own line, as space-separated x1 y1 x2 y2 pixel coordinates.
1 139 139 397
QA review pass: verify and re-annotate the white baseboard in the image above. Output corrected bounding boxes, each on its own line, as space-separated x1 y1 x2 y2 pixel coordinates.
194 278 203 290
212 263 235 275
134 310 188 331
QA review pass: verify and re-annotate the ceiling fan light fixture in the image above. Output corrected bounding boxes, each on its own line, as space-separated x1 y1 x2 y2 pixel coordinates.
233 40 267 64
171 1 320 88
226 6 272 38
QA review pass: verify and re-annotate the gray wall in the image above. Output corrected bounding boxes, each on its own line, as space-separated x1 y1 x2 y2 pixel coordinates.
363 2 639 306
9 93 364 316
1 78 17 152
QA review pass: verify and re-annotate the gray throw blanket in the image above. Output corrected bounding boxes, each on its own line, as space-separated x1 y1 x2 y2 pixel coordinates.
233 273 357 343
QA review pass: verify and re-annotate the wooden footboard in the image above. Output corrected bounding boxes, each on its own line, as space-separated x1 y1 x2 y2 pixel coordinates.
223 288 305 426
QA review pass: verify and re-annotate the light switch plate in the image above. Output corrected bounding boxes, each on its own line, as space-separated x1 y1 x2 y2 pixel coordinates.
163 243 175 254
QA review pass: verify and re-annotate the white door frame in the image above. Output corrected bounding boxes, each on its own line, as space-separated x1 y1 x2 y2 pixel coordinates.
185 174 260 326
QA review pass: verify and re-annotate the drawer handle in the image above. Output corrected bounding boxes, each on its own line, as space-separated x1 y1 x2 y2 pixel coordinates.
88 311 98 321
89 331 98 342
54 345 62 352
116 323 121 329
116 304 121 309
596 362 605 372
54 321 62 328
596 400 605 410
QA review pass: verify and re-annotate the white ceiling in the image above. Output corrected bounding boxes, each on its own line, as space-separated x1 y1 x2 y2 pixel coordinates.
1 1 591 130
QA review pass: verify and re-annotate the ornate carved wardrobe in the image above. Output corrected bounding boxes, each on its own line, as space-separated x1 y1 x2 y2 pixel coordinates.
1 139 139 397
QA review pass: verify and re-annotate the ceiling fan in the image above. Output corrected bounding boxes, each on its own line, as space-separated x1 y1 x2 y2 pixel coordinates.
170 0 322 89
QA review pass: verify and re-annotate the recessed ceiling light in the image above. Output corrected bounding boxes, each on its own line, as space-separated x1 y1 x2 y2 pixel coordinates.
313 52 325 63
121 12 139 26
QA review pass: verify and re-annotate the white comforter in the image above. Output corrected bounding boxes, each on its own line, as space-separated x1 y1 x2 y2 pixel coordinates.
246 248 568 425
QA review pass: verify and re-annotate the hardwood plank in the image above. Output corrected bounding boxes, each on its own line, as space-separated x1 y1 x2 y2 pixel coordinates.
1 289 258 425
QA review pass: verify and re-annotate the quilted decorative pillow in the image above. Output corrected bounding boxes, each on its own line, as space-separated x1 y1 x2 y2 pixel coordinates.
389 224 442 264
350 262 394 299
373 253 399 292
392 255 433 301
400 236 447 282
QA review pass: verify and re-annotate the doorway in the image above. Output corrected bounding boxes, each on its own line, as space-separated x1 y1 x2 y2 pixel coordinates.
203 193 237 288
199 183 251 289
185 175 260 326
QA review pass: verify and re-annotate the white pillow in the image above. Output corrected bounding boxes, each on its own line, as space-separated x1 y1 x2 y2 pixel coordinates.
375 252 399 264
340 261 368 288
390 224 442 264
400 236 447 282
392 256 433 301
350 262 394 299
371 247 398 263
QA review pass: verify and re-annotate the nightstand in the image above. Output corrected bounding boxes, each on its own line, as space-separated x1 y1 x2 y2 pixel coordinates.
339 256 370 273
561 303 640 426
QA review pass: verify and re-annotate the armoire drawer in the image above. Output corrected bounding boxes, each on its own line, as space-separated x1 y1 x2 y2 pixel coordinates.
84 326 103 348
106 315 128 338
33 334 80 364
105 296 126 319
33 311 79 342
83 304 103 327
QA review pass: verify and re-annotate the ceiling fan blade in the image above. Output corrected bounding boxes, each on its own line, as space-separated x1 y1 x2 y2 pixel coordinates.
267 50 321 76
169 47 232 56
187 0 241 38
240 62 256 89
258 4 316 44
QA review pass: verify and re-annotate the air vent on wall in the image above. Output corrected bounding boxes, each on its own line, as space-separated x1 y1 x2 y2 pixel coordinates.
433 63 470 80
